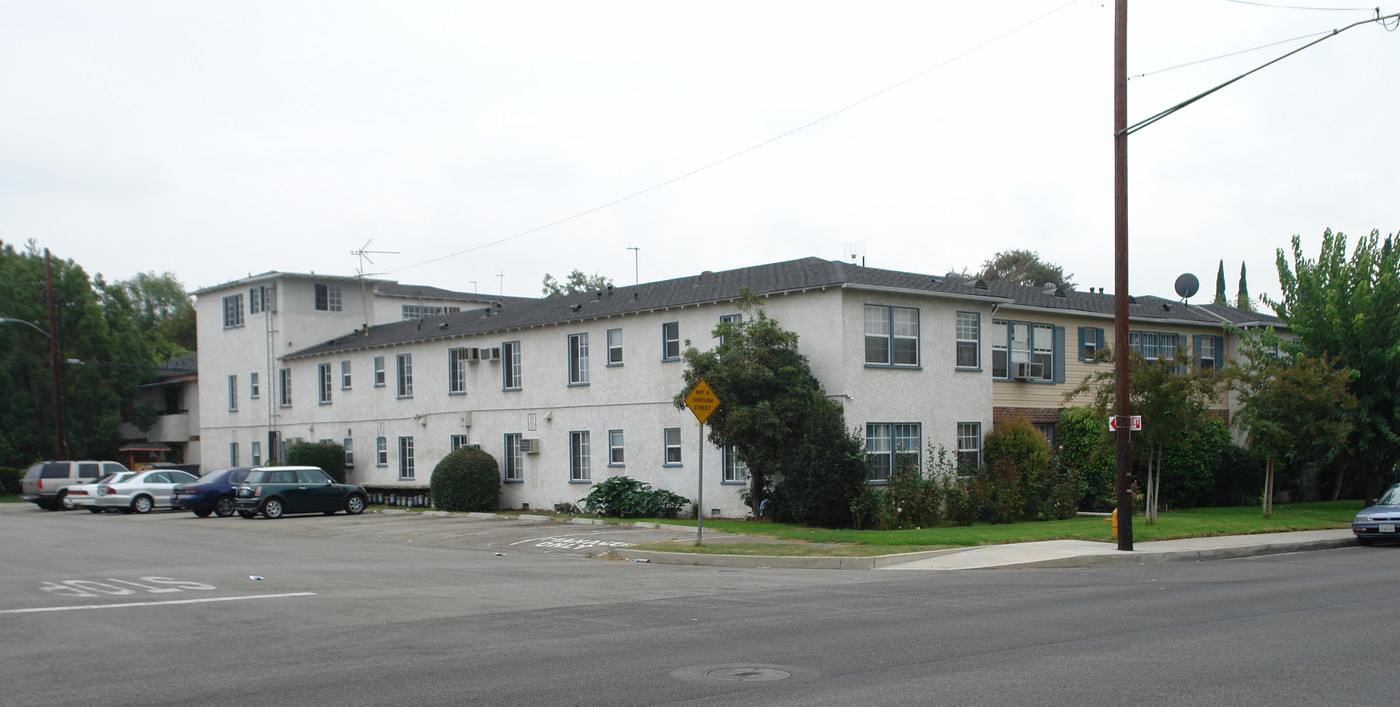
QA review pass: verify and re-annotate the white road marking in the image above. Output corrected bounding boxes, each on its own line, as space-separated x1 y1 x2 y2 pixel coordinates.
0 592 315 615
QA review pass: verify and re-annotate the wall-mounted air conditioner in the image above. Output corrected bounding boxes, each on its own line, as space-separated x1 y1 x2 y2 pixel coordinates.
520 438 540 454
1011 361 1043 380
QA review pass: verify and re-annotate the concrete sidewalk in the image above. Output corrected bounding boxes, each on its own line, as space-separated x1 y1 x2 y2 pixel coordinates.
616 528 1360 570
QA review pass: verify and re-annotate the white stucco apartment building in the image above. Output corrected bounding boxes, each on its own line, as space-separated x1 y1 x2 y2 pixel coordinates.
193 257 1279 517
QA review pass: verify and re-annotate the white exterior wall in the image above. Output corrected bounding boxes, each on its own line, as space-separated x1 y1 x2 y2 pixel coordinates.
196 273 490 472
255 286 996 517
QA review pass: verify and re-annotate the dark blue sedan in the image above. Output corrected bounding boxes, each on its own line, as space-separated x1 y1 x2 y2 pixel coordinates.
172 467 252 517
1352 483 1400 546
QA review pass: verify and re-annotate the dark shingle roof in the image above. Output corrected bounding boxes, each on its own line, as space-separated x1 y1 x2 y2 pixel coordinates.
373 283 532 305
284 257 1280 359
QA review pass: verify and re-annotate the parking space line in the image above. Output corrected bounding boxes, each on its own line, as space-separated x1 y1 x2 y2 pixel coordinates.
0 592 316 615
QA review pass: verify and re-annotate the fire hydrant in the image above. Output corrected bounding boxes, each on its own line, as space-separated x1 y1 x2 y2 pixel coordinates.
1107 509 1118 538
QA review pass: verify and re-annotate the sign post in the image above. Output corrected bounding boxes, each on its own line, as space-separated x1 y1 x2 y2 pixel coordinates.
684 380 720 546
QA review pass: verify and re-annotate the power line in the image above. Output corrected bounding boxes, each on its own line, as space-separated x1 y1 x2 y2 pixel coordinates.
1131 29 1334 79
1217 0 1379 11
384 0 1083 278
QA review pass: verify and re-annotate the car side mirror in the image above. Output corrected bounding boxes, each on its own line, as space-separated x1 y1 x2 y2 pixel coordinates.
1367 499 1377 507
326 480 334 486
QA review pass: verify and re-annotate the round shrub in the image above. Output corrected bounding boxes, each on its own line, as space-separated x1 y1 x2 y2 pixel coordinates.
285 441 347 483
430 448 501 512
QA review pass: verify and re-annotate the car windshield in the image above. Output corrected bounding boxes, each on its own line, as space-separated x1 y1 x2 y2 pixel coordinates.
103 473 136 485
1377 485 1400 506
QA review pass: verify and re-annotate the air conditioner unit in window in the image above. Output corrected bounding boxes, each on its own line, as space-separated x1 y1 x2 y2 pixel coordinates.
1011 361 1044 380
480 348 498 362
489 347 503 361
520 438 540 454
465 347 480 362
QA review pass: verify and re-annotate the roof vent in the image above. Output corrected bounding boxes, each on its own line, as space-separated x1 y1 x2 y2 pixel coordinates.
1055 288 1066 298
974 279 988 290
1042 283 1056 292
438 322 449 329
569 303 582 312
1162 303 1172 311
1128 295 1138 304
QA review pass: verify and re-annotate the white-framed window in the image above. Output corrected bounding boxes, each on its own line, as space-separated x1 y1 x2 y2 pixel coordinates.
957 422 982 470
402 304 459 320
956 311 980 369
222 294 243 328
503 341 522 390
314 283 342 311
1035 423 1056 448
606 328 623 366
396 353 413 398
991 319 1057 381
864 304 919 367
661 322 680 361
450 434 470 451
317 363 332 404
250 372 259 399
376 436 388 467
251 441 261 466
1079 326 1105 361
227 375 238 411
1196 334 1221 371
398 436 414 480
718 313 742 346
608 429 624 466
373 356 386 387
568 333 589 385
866 423 920 482
229 441 239 467
448 347 469 394
663 427 682 466
569 431 591 482
504 433 523 482
344 437 354 468
341 360 352 389
722 446 748 484
278 368 292 407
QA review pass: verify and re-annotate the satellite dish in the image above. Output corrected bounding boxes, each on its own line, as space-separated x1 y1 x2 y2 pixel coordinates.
1174 273 1200 299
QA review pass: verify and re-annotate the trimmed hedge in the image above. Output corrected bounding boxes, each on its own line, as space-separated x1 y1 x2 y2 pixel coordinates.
430 448 501 512
285 441 347 483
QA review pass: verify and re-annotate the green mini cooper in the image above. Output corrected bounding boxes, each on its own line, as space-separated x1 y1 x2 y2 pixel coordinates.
233 466 367 519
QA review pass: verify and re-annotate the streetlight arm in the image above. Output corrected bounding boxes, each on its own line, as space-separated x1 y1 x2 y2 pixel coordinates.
0 317 51 338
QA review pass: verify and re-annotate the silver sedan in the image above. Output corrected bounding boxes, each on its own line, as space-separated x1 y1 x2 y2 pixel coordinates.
92 470 199 514
65 472 138 512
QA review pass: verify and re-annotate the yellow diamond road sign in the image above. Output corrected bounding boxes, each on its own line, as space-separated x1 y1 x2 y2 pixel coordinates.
685 380 720 424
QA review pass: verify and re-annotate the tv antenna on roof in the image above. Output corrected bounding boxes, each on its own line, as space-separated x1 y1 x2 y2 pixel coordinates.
350 240 399 335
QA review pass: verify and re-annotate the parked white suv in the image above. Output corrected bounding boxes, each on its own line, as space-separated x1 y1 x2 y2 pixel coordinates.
19 461 131 510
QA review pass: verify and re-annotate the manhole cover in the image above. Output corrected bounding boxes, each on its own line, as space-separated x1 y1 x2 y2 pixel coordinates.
704 667 791 682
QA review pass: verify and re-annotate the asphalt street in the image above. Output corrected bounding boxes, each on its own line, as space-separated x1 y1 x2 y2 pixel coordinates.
2 503 1397 706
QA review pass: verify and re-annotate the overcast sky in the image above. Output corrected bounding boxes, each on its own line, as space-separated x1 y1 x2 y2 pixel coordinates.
2 0 1396 306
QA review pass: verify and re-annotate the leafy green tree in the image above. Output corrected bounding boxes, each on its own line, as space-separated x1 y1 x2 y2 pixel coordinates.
768 392 868 527
1230 331 1356 517
115 271 196 359
983 417 1052 519
1057 406 1114 510
975 249 1076 290
1266 229 1400 499
541 269 614 297
1214 260 1228 305
0 241 158 465
672 290 852 520
1069 346 1224 522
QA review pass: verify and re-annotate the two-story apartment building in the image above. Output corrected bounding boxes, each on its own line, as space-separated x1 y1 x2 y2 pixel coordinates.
193 257 1279 516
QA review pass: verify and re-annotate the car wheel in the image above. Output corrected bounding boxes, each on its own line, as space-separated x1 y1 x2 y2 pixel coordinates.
58 491 73 510
345 494 366 515
1357 536 1376 546
214 496 236 518
87 507 104 514
131 495 154 514
193 508 213 518
262 498 284 519
237 510 257 519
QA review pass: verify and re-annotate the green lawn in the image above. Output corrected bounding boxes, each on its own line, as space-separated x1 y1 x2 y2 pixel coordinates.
622 501 1362 556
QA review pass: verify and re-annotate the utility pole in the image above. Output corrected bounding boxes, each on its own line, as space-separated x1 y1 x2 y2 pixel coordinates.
1113 0 1133 551
44 249 67 460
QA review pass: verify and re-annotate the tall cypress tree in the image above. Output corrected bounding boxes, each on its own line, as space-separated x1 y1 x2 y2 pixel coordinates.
1236 262 1253 311
1213 260 1227 305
